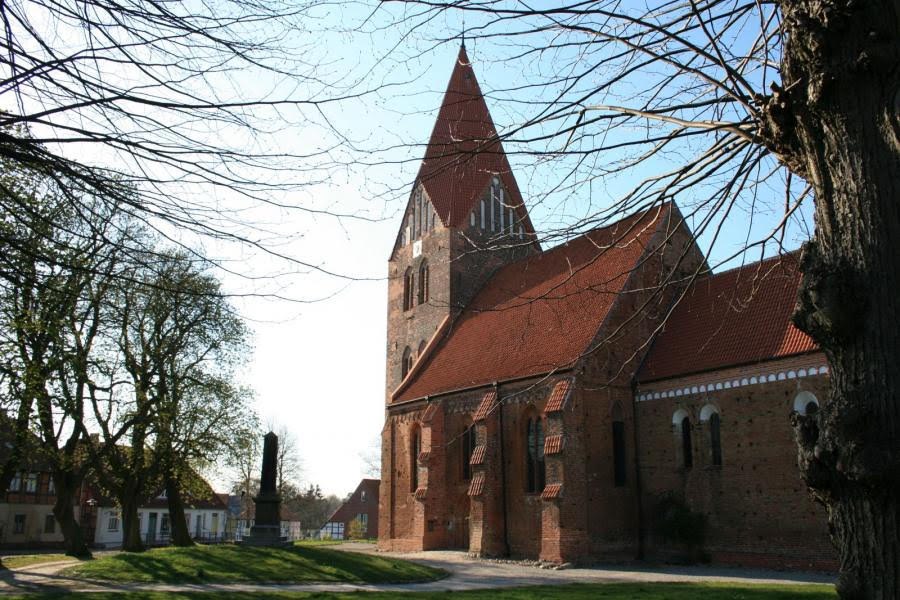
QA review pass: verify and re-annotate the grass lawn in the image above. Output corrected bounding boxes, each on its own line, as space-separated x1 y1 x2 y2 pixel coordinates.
0 553 80 569
1 582 838 599
60 543 443 584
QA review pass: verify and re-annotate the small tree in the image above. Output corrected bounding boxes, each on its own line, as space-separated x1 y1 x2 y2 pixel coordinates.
347 517 367 540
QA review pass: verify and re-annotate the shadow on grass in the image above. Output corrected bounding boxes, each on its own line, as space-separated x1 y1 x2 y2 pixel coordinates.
0 582 838 600
62 544 444 584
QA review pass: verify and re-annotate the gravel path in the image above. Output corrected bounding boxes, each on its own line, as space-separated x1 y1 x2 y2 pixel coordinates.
0 543 835 595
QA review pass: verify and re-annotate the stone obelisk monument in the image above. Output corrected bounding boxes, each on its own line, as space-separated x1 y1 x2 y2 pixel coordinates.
241 431 288 545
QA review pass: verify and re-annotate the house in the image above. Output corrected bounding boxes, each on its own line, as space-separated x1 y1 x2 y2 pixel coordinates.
0 459 75 549
0 422 77 549
378 43 834 570
1 421 230 549
84 482 229 548
321 479 379 540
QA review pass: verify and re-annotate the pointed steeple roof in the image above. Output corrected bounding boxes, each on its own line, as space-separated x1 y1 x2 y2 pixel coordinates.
416 45 535 234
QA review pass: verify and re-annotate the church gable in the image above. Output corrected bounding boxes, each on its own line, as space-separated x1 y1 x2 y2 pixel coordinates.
393 204 673 403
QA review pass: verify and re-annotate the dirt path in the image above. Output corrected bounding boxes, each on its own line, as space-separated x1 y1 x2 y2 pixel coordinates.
0 543 835 595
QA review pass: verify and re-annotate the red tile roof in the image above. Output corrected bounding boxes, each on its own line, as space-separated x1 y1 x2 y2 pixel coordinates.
395 206 669 402
467 472 485 497
544 380 572 414
544 434 564 455
638 252 816 382
473 390 498 421
470 445 486 465
541 483 563 500
416 45 536 234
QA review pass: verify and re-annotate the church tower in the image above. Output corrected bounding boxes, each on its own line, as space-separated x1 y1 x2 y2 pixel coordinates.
385 44 539 398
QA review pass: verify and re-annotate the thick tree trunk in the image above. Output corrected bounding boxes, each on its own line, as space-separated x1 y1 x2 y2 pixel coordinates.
165 474 194 547
120 495 144 552
53 476 90 558
771 1 900 598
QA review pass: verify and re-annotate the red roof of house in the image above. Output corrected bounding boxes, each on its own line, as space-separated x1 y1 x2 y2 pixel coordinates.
394 205 669 402
638 252 817 382
416 45 535 234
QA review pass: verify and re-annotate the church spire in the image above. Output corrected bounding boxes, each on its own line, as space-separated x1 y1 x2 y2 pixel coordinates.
414 46 535 237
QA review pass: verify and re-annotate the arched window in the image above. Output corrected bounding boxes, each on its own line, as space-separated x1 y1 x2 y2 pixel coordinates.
681 417 693 469
480 199 486 229
611 402 627 486
526 417 546 493
403 268 414 311
461 424 475 480
700 405 722 467
410 426 421 492
709 413 722 466
418 261 429 305
417 340 426 358
793 391 820 416
401 347 412 379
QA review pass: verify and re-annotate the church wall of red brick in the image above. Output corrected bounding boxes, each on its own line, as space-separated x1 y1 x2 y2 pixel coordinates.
636 355 835 569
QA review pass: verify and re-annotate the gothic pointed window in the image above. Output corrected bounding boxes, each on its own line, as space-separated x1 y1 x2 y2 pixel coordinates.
526 416 546 493
403 268 414 311
681 416 693 469
709 412 722 467
461 424 475 481
410 425 421 492
480 199 486 229
612 421 627 487
401 347 412 379
418 261 429 305
417 340 426 358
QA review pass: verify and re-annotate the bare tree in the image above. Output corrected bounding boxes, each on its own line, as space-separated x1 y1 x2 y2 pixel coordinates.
355 1 898 596
268 423 304 497
1 0 375 290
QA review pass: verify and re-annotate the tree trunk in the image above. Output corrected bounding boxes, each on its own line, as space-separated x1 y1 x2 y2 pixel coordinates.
52 475 90 558
120 495 144 552
165 474 194 547
773 1 900 598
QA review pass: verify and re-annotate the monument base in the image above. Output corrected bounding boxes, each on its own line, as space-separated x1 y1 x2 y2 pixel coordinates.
239 491 290 546
239 524 290 547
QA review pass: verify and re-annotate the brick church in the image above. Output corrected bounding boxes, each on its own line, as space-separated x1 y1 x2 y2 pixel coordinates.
378 44 836 570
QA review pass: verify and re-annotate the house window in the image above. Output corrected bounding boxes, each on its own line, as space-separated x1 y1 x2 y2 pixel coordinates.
211 513 219 535
461 424 475 481
361 490 367 503
357 513 368 527
681 417 693 470
418 261 429 305
526 417 546 493
709 412 722 467
25 472 37 493
10 472 22 492
160 514 171 535
401 347 412 379
470 210 475 227
44 514 56 534
480 199 486 229
612 420 627 486
13 514 25 534
410 426 421 492
403 268 414 311
107 511 119 531
48 476 55 495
